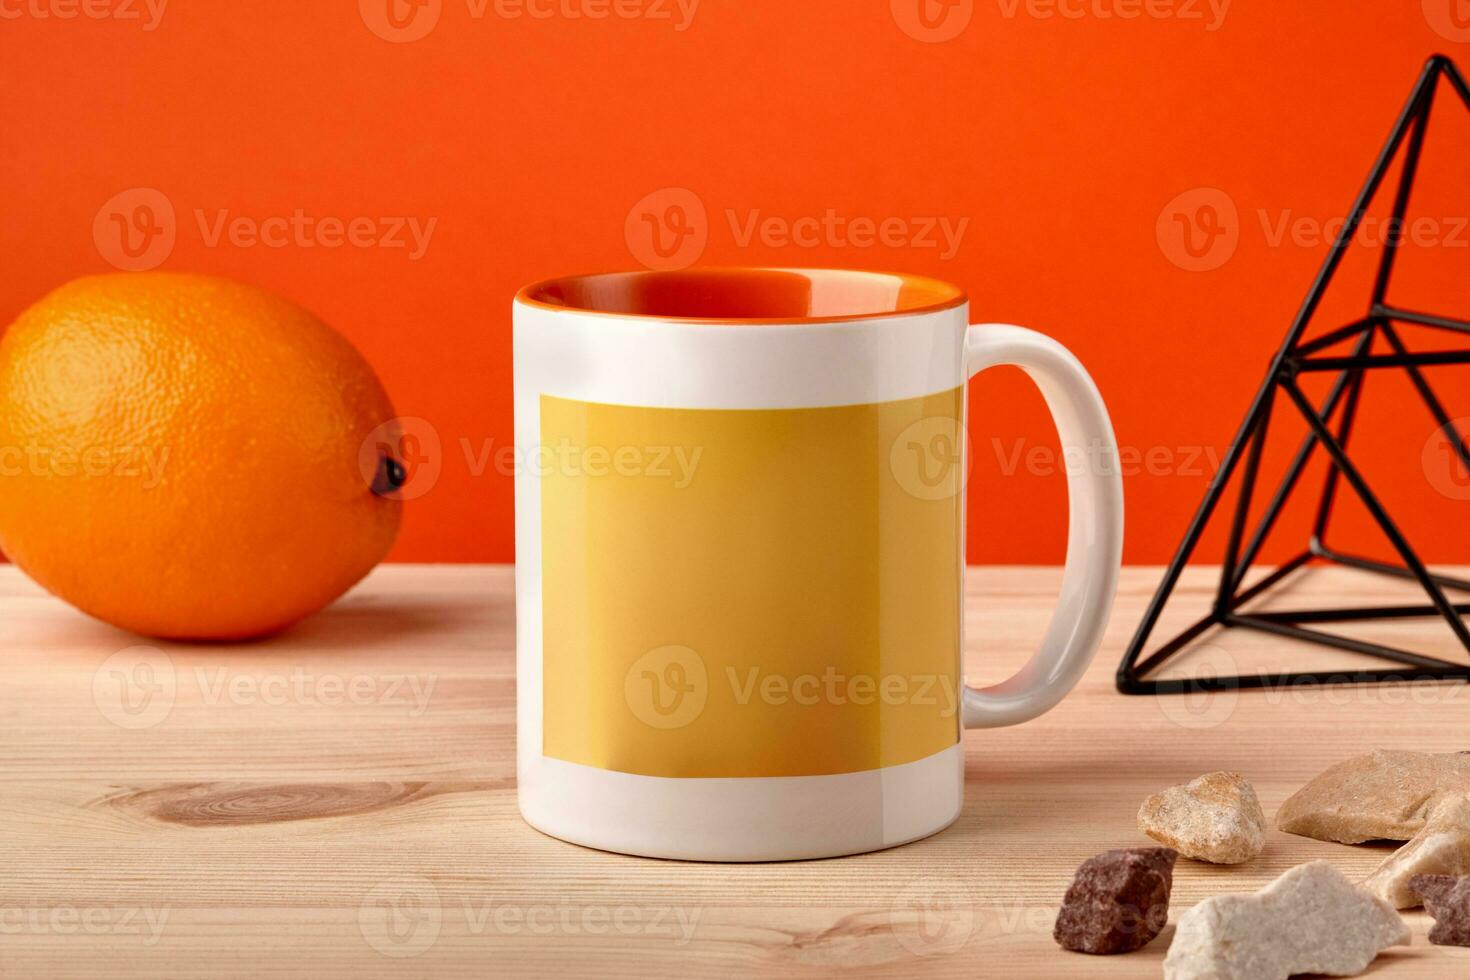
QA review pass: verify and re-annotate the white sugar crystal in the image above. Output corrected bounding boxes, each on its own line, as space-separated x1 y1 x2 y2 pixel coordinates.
1164 861 1409 980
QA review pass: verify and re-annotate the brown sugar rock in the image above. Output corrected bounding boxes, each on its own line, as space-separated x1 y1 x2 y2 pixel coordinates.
1276 749 1470 844
1364 794 1470 908
1138 771 1266 864
1411 873 1470 946
1053 847 1177 954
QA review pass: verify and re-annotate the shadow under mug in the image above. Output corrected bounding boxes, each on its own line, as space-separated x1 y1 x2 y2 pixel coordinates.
513 268 1123 861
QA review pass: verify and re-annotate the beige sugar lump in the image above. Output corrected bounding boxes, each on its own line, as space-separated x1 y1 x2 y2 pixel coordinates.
1276 749 1470 843
1138 771 1265 864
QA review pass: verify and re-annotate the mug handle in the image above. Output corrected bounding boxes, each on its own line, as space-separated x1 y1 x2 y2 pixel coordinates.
960 324 1124 729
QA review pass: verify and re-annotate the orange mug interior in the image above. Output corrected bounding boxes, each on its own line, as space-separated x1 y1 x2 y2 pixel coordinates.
517 268 967 323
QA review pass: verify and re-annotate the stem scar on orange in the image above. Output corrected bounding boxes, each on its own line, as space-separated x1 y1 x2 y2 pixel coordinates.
0 272 405 640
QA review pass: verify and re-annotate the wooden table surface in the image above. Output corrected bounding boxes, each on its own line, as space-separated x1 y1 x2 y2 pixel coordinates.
4 563 1470 978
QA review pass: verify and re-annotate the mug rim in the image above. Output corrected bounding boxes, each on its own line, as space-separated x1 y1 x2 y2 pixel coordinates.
515 266 968 325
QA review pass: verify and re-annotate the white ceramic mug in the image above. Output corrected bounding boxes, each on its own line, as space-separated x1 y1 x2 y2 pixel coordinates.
513 268 1123 861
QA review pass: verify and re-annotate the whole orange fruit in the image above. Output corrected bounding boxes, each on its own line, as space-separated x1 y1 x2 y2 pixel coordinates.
0 272 404 640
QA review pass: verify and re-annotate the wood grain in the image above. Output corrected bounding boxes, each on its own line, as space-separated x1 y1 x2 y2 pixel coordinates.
3 563 1470 978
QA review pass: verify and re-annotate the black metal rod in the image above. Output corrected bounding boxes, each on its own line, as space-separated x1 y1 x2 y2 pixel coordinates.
1217 391 1274 615
1232 551 1313 609
1274 58 1440 354
1129 667 1470 696
1439 54 1470 112
1250 604 1470 624
1311 331 1371 542
1281 378 1470 651
1292 318 1373 358
1128 553 1315 687
1127 612 1223 682
1371 304 1470 335
1314 544 1470 593
1371 72 1436 305
1296 350 1470 371
1229 330 1375 594
1378 321 1470 470
1228 613 1467 671
1117 389 1275 683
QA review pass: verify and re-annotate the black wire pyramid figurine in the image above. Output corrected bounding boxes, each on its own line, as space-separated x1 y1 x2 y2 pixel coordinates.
1119 54 1470 695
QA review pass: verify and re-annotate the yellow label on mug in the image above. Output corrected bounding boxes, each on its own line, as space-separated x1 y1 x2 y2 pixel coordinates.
540 388 965 778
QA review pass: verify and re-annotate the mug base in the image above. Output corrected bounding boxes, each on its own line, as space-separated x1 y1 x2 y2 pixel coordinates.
517 743 964 862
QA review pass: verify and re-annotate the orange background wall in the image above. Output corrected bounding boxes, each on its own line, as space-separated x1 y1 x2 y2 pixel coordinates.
2 1 1467 566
